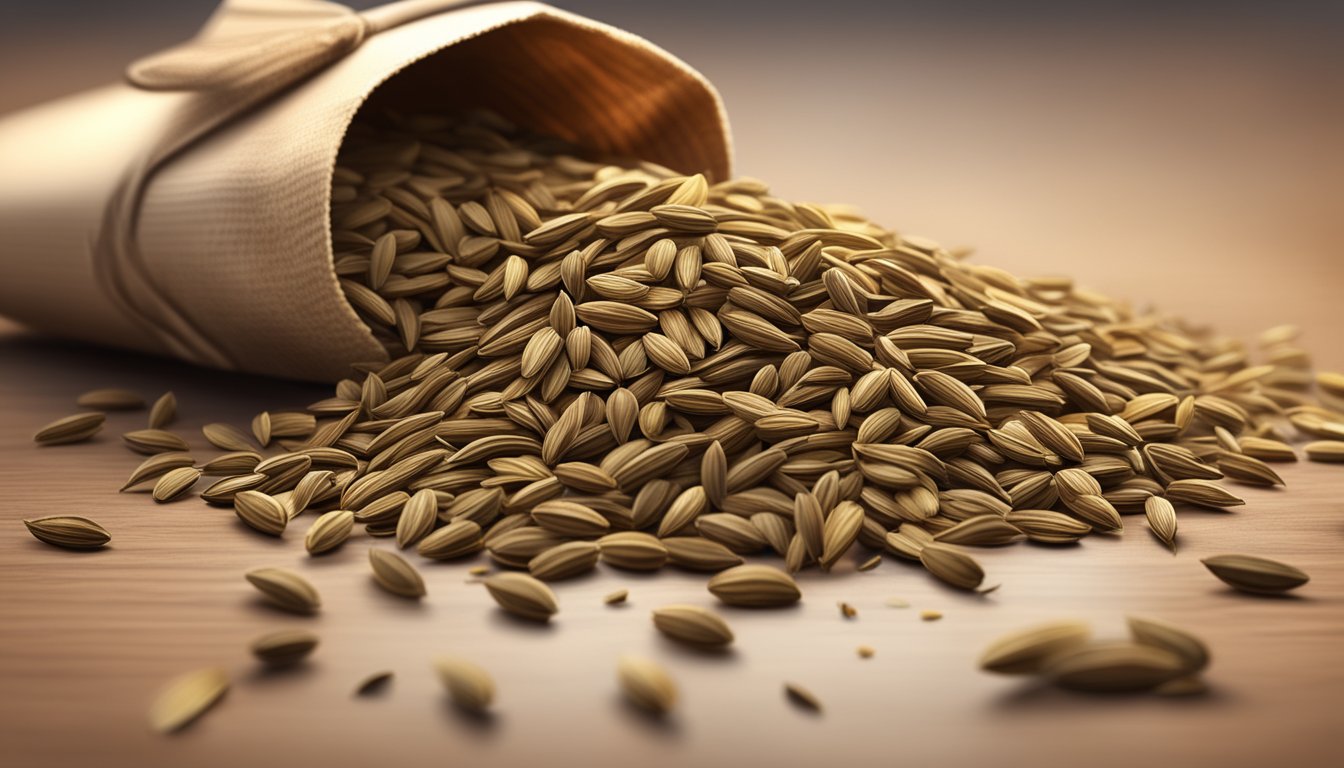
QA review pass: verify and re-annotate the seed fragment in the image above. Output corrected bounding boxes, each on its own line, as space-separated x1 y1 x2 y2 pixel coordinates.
604 589 629 605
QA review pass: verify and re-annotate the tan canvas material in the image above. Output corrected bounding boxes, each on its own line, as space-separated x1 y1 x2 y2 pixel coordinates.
0 0 732 381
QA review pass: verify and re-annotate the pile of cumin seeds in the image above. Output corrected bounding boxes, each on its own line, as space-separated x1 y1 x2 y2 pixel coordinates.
78 109 1341 595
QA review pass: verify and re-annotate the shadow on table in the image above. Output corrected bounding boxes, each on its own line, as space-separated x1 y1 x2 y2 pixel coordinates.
0 329 328 415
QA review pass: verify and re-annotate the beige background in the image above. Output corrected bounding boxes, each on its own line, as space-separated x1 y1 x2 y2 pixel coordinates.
1 3 1343 767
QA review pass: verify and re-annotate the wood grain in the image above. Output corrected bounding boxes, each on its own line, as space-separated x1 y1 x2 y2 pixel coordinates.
2 15 1342 767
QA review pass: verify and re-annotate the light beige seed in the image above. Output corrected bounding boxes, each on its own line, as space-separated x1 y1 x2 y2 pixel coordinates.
663 536 744 572
418 519 483 560
652 605 734 646
369 548 426 598
1144 496 1178 551
434 656 495 714
604 589 629 605
152 466 201 503
529 540 601 581
1201 553 1309 594
147 392 176 429
706 564 801 607
918 543 984 590
483 572 558 621
921 610 944 621
857 645 875 658
34 412 105 445
244 567 320 614
819 500 865 570
618 656 677 714
1304 440 1344 463
305 510 355 555
1165 479 1244 509
598 531 669 571
147 667 229 733
250 629 319 666
234 490 288 536
23 515 110 550
396 488 438 548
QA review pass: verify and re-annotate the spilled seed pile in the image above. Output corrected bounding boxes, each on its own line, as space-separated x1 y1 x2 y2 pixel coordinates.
24 110 1344 730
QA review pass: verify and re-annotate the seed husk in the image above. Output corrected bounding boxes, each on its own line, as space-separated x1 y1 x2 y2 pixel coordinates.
250 629 319 666
1042 642 1187 692
706 564 801 607
652 605 735 646
147 667 229 733
305 510 355 555
1165 479 1245 509
434 656 495 714
77 388 144 411
979 620 1092 674
34 412 105 445
1201 553 1309 594
23 515 111 550
369 547 426 598
618 656 677 715
1144 496 1178 551
244 567 320 613
483 572 558 620
395 488 438 547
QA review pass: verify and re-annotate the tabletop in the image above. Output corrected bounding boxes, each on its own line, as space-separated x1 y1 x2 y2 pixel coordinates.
1 5 1342 768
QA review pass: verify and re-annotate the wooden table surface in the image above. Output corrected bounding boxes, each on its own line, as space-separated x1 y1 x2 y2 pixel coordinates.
2 9 1342 768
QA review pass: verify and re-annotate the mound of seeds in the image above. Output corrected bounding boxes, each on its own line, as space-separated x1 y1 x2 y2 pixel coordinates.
47 110 1344 595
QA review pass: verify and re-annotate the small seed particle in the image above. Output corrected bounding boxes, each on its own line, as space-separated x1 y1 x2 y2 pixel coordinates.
784 682 822 713
921 610 943 621
604 589 629 605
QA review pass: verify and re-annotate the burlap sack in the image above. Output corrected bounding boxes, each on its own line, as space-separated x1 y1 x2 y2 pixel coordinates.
0 0 732 382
